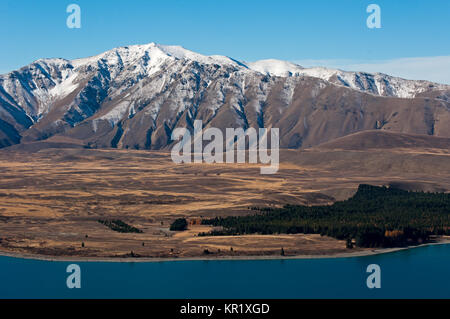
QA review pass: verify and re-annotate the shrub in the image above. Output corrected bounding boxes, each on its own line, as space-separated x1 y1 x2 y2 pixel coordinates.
170 218 188 231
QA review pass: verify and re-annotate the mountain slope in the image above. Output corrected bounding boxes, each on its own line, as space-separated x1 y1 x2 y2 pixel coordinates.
1 42 450 150
316 130 450 150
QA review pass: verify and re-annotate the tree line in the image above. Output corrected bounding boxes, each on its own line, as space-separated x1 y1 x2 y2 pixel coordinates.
200 185 450 248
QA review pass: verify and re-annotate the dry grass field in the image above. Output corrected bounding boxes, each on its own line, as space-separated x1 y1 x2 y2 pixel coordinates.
0 144 449 259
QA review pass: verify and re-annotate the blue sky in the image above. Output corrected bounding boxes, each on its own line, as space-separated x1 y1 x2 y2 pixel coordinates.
1 0 449 82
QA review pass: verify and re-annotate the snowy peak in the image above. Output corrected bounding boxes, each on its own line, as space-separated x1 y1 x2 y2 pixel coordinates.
70 42 241 71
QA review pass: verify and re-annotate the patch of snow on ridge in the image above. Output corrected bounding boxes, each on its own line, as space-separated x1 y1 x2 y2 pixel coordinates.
246 59 304 77
297 67 339 81
156 44 240 67
99 101 130 127
48 71 78 99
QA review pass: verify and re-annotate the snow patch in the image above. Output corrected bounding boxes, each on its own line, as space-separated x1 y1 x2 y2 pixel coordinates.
99 101 130 126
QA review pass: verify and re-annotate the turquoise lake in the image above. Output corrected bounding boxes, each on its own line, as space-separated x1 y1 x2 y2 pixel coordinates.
0 244 449 299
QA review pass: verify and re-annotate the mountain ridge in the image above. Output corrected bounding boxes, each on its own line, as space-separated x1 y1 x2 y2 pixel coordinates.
1 42 450 150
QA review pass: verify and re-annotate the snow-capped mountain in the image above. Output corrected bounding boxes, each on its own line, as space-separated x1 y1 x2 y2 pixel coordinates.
1 42 449 149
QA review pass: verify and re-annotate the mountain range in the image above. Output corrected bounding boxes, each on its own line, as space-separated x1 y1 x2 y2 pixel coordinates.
1 42 450 150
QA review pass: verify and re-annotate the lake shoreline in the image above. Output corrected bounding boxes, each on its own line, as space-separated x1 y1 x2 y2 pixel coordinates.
1 238 449 263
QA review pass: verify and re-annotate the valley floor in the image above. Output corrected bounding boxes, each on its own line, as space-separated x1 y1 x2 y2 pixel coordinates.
0 147 449 259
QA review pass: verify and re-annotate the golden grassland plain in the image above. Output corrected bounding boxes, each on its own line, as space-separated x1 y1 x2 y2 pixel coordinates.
0 146 449 260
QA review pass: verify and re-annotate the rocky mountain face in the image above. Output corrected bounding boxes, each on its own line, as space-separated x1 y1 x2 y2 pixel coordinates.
1 42 450 149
